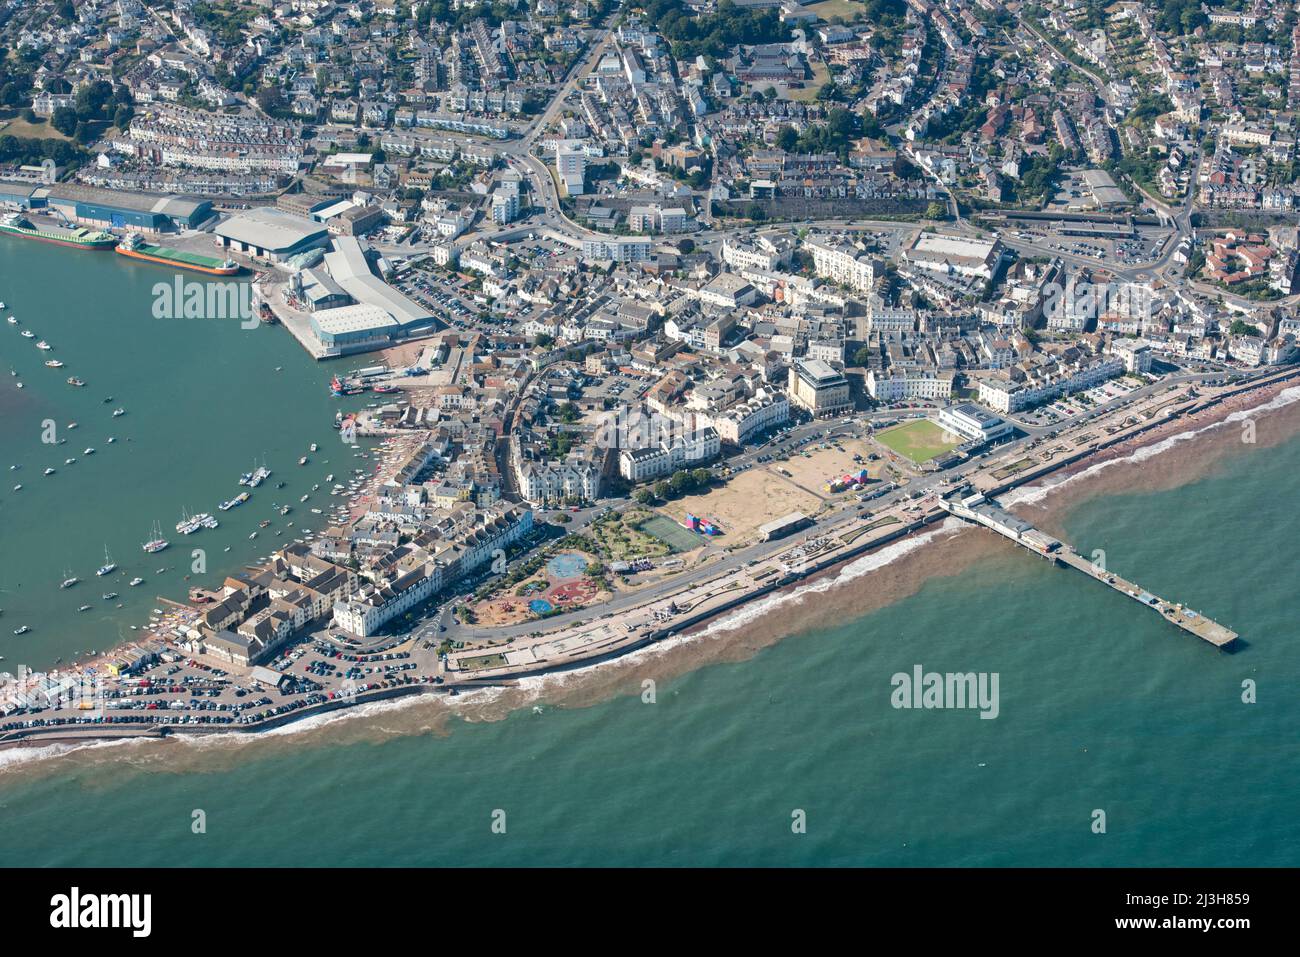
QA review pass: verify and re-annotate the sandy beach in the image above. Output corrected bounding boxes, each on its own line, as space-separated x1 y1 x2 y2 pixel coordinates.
5 372 1300 777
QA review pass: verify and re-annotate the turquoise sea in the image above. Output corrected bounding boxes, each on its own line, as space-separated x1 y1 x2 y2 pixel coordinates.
1 237 1297 867
0 238 372 667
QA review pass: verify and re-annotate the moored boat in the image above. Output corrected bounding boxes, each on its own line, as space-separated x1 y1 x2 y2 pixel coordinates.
115 232 240 275
0 212 116 250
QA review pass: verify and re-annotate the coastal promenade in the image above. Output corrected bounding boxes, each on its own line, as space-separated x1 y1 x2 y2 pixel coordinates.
3 364 1298 748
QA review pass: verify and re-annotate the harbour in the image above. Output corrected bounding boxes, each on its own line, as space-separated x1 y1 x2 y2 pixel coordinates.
0 235 375 669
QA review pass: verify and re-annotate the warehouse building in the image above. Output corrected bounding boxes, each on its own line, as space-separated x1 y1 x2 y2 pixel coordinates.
44 183 212 231
309 303 400 349
903 232 1005 280
0 181 42 209
215 207 331 262
320 235 435 336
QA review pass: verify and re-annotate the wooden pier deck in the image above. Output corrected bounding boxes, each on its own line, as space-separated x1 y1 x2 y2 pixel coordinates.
940 497 1238 649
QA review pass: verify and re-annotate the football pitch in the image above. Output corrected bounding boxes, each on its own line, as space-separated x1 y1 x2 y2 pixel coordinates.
875 419 962 463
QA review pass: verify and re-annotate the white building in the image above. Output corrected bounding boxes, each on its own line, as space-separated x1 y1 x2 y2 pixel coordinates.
933 403 1013 444
866 370 954 402
705 389 790 444
618 426 721 482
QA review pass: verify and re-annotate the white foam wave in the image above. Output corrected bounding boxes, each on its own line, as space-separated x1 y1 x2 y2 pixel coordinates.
0 734 142 773
1001 384 1300 508
511 518 967 696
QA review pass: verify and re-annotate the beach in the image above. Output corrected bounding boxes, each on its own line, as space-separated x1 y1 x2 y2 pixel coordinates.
5 365 1299 778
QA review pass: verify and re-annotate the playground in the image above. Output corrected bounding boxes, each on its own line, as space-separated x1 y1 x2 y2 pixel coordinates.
469 550 611 626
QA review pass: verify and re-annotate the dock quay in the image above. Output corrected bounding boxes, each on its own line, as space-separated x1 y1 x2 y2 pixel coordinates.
940 495 1237 649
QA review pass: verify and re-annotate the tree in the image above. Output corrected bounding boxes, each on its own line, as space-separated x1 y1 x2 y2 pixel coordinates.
75 80 114 121
50 107 77 137
776 125 798 152
653 480 671 501
634 488 655 506
255 86 287 116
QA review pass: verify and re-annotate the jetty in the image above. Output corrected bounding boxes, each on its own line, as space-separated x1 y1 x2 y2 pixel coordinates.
940 494 1237 649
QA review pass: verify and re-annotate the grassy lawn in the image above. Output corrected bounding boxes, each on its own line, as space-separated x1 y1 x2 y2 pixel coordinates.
805 0 865 20
0 110 71 141
840 514 902 544
787 61 830 103
592 510 671 561
875 420 962 463
991 458 1035 480
460 653 508 671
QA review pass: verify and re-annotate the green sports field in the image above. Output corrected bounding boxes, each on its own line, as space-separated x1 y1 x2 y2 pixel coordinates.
875 419 962 463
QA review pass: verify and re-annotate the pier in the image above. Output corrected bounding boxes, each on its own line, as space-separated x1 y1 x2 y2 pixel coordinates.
940 495 1238 649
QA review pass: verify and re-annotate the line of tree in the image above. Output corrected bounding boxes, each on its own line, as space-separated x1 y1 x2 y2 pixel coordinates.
0 134 88 168
635 0 790 60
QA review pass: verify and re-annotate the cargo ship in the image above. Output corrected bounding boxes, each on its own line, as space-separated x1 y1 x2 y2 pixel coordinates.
115 232 240 275
0 212 116 250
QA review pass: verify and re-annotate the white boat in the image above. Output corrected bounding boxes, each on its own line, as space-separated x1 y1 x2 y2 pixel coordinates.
11 484 20 491
84 447 94 455
309 443 318 452
5 317 15 325
13 626 30 635
298 456 308 466
96 547 117 577
129 577 144 586
112 408 125 417
44 359 64 368
43 467 55 475
20 329 34 339
35 340 51 350
60 575 78 589
143 521 169 553
78 604 92 612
